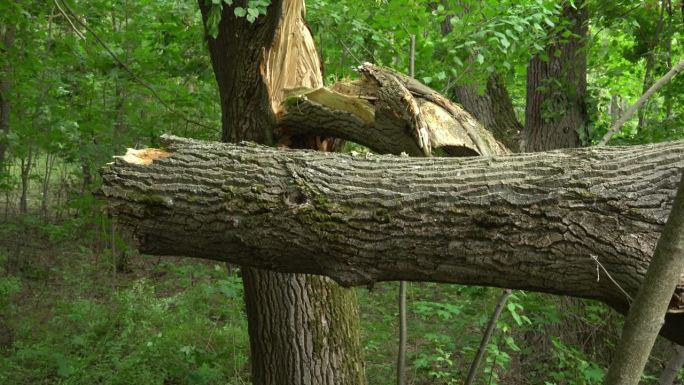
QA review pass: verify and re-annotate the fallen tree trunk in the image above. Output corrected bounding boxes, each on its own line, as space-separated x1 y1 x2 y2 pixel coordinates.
101 135 684 344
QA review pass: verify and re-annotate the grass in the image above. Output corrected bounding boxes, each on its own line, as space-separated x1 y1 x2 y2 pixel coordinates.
0 184 676 385
0 252 502 385
0 249 250 385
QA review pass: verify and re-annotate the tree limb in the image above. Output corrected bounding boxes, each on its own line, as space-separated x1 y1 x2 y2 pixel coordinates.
277 64 507 157
600 60 684 145
605 172 684 385
101 135 684 344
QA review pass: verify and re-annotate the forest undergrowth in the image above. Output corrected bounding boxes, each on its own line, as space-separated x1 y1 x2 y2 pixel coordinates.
0 208 679 385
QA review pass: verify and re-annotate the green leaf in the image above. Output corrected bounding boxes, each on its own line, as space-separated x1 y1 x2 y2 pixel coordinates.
507 303 523 325
234 7 246 17
504 336 521 352
206 5 222 39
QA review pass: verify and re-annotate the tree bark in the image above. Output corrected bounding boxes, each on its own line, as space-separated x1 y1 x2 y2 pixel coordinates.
199 1 281 145
19 146 32 215
523 1 588 151
278 64 507 157
523 6 595 371
659 344 684 385
452 75 522 152
0 23 16 168
464 289 512 385
605 173 684 385
101 135 684 344
198 2 366 384
243 268 365 385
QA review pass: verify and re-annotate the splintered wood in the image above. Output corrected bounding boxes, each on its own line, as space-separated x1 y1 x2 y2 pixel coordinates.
277 63 508 157
115 148 170 165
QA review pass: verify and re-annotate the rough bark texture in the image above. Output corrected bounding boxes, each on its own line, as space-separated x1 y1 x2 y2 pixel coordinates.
199 2 366 384
243 268 365 385
522 9 595 373
198 1 282 145
605 173 684 385
101 135 684 344
523 2 588 151
278 64 507 157
658 344 684 385
453 75 522 152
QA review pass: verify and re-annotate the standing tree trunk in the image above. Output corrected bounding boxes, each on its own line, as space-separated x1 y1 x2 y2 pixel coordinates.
40 152 55 221
521 3 613 376
199 2 276 145
659 344 684 385
19 146 32 215
0 23 16 168
198 1 366 384
243 269 365 385
452 75 522 152
604 172 684 385
638 0 666 129
523 1 588 151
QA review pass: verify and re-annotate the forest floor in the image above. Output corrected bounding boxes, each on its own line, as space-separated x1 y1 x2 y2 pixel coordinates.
0 218 504 385
0 213 678 385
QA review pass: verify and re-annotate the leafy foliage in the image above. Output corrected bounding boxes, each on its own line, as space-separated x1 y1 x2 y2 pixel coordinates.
204 0 272 38
0 254 249 385
0 0 682 384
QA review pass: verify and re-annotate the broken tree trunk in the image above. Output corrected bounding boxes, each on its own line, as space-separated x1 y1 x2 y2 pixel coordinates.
199 0 365 383
276 63 508 157
101 135 684 344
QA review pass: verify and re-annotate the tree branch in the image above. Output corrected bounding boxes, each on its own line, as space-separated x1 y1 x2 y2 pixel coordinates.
277 64 507 157
600 60 684 145
100 135 684 344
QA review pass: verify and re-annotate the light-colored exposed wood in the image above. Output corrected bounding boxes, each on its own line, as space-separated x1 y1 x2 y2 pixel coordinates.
265 0 322 112
115 148 170 165
278 64 507 157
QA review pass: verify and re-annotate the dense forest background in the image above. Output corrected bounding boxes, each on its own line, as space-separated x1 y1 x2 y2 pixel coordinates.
1 0 683 384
